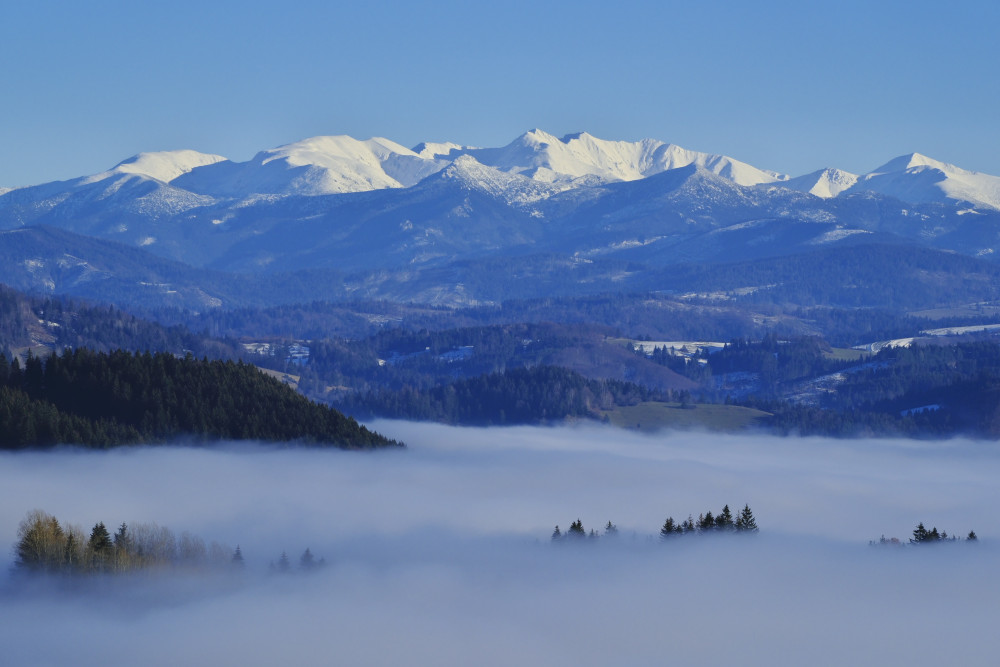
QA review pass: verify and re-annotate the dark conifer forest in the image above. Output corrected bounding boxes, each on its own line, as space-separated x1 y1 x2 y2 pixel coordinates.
0 349 398 449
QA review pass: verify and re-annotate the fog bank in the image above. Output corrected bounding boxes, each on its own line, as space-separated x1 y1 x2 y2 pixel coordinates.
2 423 998 665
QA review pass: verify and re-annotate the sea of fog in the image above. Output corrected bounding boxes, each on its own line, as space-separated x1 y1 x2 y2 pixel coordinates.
2 422 998 666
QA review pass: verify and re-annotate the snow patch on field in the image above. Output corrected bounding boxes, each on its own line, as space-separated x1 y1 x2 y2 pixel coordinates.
810 228 872 244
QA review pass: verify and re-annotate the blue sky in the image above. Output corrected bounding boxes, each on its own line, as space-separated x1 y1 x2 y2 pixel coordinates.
2 0 997 186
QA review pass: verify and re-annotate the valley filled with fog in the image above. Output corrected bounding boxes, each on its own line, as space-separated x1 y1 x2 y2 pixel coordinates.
2 424 998 666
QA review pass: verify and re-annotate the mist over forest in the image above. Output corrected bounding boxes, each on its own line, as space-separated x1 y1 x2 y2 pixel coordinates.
2 423 997 666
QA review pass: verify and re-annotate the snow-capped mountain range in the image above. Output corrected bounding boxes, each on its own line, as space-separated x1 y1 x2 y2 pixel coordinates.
3 129 1000 306
6 129 997 205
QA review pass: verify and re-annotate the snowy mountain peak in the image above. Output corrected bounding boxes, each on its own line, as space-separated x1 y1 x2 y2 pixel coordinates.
174 135 450 197
781 167 859 198
259 135 416 168
871 152 969 176
107 150 228 183
853 153 1000 210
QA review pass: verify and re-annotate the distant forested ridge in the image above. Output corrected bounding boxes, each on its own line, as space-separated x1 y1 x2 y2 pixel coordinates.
0 284 243 359
339 365 662 425
0 349 399 449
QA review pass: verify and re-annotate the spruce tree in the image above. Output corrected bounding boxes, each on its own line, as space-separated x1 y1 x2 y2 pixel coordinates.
736 504 758 533
88 522 113 571
660 517 677 540
716 505 735 531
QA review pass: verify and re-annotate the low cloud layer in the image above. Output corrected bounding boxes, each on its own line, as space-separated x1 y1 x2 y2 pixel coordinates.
2 423 998 665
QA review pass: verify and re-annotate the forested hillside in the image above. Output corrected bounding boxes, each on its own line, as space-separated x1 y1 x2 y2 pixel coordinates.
0 349 399 449
0 284 242 360
340 366 663 425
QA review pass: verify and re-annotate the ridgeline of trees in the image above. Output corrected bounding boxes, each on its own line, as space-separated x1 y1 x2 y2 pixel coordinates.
740 339 1000 437
0 349 399 449
11 509 328 576
12 509 236 575
551 504 759 542
0 284 243 360
339 365 660 425
871 523 978 546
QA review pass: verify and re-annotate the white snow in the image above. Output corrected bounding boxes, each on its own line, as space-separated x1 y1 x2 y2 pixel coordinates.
809 228 872 244
781 167 859 198
109 150 228 183
434 155 563 204
920 323 1000 336
456 130 788 187
411 141 468 159
848 152 1000 210
175 135 451 197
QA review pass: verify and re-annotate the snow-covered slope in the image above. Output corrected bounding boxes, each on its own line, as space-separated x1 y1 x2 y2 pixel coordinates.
427 155 561 205
458 130 788 187
5 131 1000 278
412 141 469 160
174 136 449 197
103 150 228 184
848 153 1000 210
781 168 859 198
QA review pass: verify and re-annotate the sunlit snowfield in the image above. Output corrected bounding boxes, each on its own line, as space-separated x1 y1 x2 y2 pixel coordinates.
2 422 998 666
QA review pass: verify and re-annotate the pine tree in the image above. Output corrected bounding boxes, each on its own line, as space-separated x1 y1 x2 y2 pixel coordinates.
278 551 290 572
736 504 758 533
568 519 585 538
911 522 928 543
967 530 978 541
716 505 735 531
660 517 677 540
551 526 562 541
604 521 618 537
88 522 113 571
300 547 316 570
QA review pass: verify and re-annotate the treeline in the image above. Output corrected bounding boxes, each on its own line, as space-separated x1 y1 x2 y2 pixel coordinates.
766 340 1000 437
706 335 855 386
551 504 759 542
148 288 953 349
0 284 243 360
871 523 978 546
13 510 327 577
650 243 1000 311
0 348 399 449
642 334 860 388
13 510 236 575
339 366 661 425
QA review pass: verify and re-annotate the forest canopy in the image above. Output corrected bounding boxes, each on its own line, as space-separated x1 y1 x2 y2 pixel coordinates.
0 348 399 449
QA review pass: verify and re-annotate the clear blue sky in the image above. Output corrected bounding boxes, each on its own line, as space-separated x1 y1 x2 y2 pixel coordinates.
2 0 997 187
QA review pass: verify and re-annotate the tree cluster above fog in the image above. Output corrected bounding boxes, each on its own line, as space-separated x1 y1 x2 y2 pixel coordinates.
11 510 325 576
551 504 758 542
